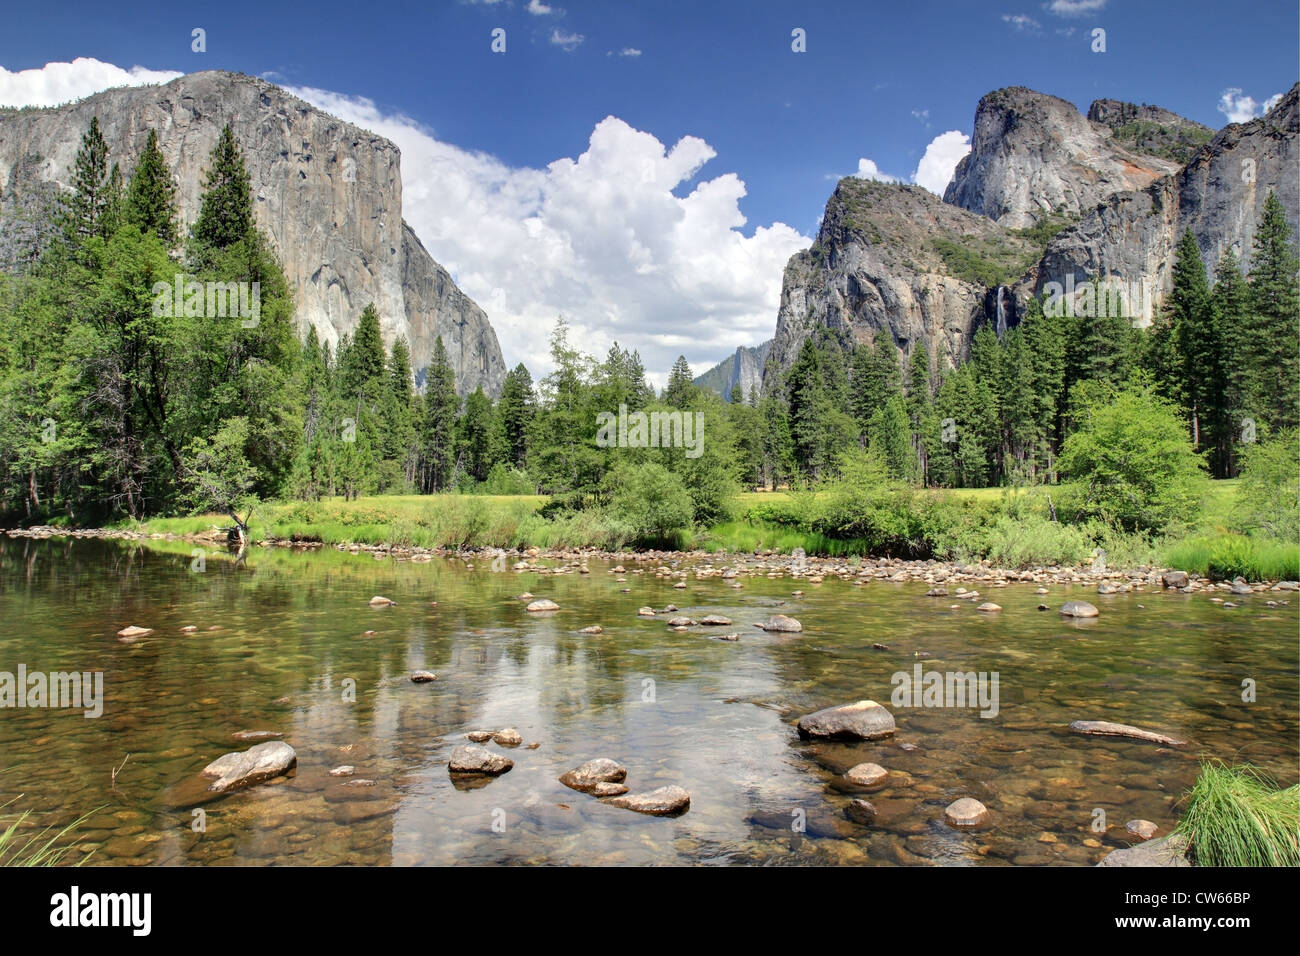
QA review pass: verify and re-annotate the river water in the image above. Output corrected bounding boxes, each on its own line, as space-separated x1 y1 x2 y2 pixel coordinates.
1 537 1295 866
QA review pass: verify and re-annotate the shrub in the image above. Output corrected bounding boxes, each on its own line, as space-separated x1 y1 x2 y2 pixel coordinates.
1234 430 1299 542
602 462 695 548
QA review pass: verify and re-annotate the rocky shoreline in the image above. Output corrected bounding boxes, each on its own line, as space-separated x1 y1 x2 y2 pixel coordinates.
6 523 1298 594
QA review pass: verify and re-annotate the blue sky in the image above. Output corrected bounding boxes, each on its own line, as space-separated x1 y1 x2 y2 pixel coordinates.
1 0 1296 378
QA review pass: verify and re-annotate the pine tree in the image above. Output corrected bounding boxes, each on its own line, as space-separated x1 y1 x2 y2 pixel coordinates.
849 336 902 439
1209 250 1249 476
124 129 179 245
498 363 535 468
60 117 112 247
1168 230 1217 452
664 355 697 407
1244 192 1300 434
191 125 253 253
421 337 459 492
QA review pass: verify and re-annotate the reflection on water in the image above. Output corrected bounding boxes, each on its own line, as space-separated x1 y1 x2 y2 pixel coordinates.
0 537 1295 866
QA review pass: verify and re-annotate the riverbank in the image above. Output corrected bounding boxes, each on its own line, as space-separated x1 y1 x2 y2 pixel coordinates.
6 522 1299 593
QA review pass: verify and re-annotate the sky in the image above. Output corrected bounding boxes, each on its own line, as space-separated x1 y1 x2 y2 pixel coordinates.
1 0 1296 383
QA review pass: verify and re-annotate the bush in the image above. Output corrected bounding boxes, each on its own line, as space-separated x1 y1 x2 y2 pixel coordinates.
602 462 695 548
478 463 536 496
1058 383 1208 533
1234 431 1299 542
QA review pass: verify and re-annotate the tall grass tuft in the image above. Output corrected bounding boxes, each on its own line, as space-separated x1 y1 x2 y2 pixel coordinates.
0 798 99 866
1175 763 1299 867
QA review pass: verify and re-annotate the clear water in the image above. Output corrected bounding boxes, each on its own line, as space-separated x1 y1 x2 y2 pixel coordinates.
0 537 1295 866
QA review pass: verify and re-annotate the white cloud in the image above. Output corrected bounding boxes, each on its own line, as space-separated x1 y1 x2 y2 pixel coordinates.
911 130 971 195
619 48 642 57
1001 13 1041 31
550 28 584 51
1218 87 1283 124
1045 0 1105 15
911 108 930 124
853 158 901 183
526 0 555 14
0 57 182 108
289 87 809 385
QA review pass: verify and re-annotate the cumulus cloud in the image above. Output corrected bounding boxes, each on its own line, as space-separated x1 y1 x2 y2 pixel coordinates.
550 28 584 51
853 158 901 183
1001 14 1041 32
1045 0 1105 15
0 57 181 108
289 86 809 384
1218 87 1283 123
526 0 555 14
912 130 971 196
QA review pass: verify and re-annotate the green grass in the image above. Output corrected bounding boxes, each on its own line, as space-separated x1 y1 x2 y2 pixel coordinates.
1162 533 1299 581
0 799 98 866
1175 763 1299 867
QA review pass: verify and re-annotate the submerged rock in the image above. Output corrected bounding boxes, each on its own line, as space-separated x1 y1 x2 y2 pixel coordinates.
329 765 356 777
1069 720 1186 746
797 700 896 740
944 797 989 827
603 785 691 816
448 744 513 776
231 730 285 742
1098 833 1189 867
844 799 878 825
845 762 889 789
559 758 627 793
1060 601 1099 618
201 742 297 794
1125 819 1159 841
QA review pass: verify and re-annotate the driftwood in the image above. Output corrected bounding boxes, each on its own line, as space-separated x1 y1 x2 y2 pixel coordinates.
1068 720 1187 746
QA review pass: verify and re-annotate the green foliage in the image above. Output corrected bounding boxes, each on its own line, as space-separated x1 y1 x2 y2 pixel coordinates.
1233 430 1300 542
602 461 695 547
1058 381 1208 532
1176 763 1299 867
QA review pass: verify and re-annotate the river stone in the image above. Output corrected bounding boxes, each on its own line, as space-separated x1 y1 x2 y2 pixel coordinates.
231 730 285 742
526 598 559 612
492 727 523 747
925 587 949 597
591 782 629 797
759 614 803 633
410 670 438 682
977 602 1002 612
603 785 691 816
845 762 889 788
448 745 513 776
201 742 298 793
559 758 627 792
466 731 493 743
666 616 696 627
1068 720 1186 746
1098 832 1190 867
329 766 356 777
1060 601 1099 618
844 799 878 825
696 615 731 626
579 625 602 634
1161 571 1189 588
116 625 153 639
368 596 395 606
1125 819 1159 840
1230 582 1253 596
944 797 989 827
637 607 656 617
797 700 896 740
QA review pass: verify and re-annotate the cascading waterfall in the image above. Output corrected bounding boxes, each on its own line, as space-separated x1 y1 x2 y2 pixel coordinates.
995 285 1007 339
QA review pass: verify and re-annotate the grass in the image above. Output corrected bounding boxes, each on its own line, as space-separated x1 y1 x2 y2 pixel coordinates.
1175 763 1299 867
0 798 98 866
1162 533 1299 581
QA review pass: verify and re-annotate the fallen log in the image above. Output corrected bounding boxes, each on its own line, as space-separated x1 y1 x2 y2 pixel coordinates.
1068 720 1186 746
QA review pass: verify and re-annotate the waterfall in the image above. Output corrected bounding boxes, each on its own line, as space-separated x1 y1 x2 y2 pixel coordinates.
995 285 1007 339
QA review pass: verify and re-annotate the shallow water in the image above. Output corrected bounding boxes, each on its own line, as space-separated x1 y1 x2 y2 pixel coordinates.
0 537 1295 866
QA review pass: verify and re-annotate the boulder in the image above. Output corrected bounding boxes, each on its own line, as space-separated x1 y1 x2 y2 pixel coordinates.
759 614 803 633
1161 571 1189 589
1060 601 1099 618
603 785 691 816
526 599 559 612
1098 833 1190 867
447 744 513 776
559 758 627 793
944 797 989 827
201 742 297 794
797 700 896 740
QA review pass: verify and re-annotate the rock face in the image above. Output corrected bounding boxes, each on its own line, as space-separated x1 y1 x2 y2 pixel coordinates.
797 700 896 740
944 87 1180 228
762 178 1038 388
1029 85 1299 320
201 741 297 793
694 340 772 400
1086 99 1214 164
0 71 505 395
